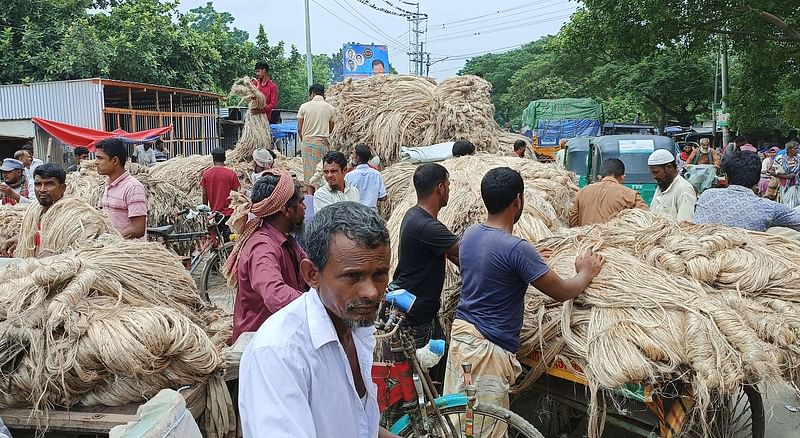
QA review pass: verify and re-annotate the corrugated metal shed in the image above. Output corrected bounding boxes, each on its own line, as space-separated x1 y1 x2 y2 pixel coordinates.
0 79 104 129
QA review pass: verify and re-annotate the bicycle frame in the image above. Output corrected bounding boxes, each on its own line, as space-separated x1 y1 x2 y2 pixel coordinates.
373 301 464 437
152 209 228 274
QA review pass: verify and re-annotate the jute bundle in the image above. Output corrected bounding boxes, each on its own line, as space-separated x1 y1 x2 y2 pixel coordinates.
226 77 272 163
386 155 576 292
0 236 233 435
439 209 800 437
66 164 199 228
0 204 26 240
15 196 118 258
382 155 577 225
327 75 529 166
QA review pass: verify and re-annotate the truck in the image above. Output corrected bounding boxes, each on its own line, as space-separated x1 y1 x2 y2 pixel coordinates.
521 98 603 161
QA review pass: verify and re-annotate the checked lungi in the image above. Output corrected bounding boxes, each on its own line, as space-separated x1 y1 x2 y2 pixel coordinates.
302 137 329 183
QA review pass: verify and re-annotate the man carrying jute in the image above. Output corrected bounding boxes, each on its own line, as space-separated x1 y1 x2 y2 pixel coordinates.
298 84 336 182
2 164 115 258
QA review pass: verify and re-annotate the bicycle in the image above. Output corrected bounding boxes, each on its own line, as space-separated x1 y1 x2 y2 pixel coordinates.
373 289 543 438
146 205 235 307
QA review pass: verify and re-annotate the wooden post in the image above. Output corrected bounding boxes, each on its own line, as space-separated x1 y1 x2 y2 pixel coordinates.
128 87 137 132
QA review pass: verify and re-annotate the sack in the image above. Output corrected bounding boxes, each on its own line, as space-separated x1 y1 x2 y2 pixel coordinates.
783 185 800 209
684 165 717 194
109 389 202 438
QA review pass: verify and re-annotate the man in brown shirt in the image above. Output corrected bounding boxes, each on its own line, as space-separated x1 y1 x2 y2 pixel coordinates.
570 158 648 227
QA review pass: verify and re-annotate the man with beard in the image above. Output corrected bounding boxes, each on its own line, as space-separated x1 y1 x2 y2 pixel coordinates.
687 138 721 168
648 149 697 222
1 164 66 257
225 169 308 343
239 202 400 438
444 167 605 410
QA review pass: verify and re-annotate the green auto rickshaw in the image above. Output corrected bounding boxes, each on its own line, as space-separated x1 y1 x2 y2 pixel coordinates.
566 135 678 205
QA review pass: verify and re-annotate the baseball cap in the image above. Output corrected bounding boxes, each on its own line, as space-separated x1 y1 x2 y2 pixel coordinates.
0 158 25 172
647 149 675 166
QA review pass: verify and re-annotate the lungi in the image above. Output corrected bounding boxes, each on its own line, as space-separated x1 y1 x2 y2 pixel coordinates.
443 319 522 409
301 137 329 182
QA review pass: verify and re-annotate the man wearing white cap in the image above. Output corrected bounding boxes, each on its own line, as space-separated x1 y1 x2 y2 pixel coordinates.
648 149 697 222
251 148 276 184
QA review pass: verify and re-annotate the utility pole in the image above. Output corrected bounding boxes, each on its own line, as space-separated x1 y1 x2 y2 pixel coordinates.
720 40 730 149
712 49 719 149
406 3 428 76
303 0 314 88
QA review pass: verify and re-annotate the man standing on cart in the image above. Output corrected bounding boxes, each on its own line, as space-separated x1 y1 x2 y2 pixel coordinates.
444 167 605 409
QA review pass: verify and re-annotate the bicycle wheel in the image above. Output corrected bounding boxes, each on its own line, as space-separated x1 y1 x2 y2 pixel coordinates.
394 402 544 438
199 241 235 310
678 385 765 438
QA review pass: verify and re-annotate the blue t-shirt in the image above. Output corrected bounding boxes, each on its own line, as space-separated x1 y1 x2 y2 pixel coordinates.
455 224 549 352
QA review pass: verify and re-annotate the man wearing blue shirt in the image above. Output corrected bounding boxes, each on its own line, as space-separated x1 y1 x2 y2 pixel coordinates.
443 167 605 410
696 151 800 231
345 144 387 211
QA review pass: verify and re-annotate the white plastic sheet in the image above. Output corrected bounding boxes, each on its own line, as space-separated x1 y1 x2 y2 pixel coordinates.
400 142 455 163
109 389 202 438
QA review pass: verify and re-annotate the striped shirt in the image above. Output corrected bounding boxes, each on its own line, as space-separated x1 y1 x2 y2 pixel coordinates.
103 171 147 239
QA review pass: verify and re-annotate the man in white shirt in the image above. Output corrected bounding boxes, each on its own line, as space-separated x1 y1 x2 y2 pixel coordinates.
314 151 359 214
22 144 43 173
239 201 400 438
346 144 386 211
648 149 697 222
133 143 157 167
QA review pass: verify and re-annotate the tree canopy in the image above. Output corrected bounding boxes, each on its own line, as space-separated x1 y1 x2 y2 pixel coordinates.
461 0 799 138
0 0 333 108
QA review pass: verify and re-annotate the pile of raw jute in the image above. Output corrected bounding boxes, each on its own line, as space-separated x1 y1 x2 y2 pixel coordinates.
0 204 26 240
66 162 200 229
385 155 578 295
14 196 117 258
438 208 800 437
0 235 235 436
326 75 529 165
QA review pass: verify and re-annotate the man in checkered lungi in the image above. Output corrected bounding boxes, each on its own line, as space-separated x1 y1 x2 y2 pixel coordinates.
298 84 336 182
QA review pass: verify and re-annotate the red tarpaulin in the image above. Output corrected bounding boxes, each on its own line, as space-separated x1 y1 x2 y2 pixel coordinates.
31 117 172 152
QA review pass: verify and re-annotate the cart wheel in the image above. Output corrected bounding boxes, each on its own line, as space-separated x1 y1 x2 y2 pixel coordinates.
680 385 765 438
510 389 584 437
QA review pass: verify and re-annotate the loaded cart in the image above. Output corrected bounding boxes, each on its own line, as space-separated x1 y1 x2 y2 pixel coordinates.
511 352 764 437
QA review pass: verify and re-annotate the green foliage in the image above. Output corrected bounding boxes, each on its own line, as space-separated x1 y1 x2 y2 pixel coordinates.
0 0 334 110
460 1 799 136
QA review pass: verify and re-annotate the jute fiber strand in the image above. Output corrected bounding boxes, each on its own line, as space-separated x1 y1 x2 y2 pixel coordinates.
0 204 26 239
66 163 200 229
226 77 272 163
439 209 800 437
14 196 118 258
386 156 577 298
0 236 234 435
326 75 529 166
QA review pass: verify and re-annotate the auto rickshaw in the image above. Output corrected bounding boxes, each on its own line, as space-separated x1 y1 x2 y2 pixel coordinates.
566 135 678 205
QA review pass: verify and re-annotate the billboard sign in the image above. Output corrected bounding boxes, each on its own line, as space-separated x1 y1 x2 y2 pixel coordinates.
343 44 389 79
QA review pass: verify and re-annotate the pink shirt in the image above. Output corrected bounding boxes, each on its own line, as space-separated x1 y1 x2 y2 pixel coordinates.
233 222 307 342
102 171 147 239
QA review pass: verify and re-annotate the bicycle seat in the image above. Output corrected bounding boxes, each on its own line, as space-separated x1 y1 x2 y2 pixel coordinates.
147 225 174 236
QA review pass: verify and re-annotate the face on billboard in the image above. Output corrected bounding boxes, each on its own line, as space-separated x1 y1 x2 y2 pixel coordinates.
343 44 389 78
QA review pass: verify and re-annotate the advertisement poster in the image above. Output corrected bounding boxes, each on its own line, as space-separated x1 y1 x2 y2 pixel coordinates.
342 44 389 79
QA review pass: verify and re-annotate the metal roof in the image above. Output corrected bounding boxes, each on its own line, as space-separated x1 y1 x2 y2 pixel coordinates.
0 79 105 129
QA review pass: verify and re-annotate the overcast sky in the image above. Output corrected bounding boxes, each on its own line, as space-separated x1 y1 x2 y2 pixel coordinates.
177 0 577 79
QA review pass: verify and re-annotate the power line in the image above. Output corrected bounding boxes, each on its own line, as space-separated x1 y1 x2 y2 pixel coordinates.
310 0 407 53
351 0 415 17
427 13 573 43
334 0 408 48
427 3 572 33
381 0 416 15
428 0 558 27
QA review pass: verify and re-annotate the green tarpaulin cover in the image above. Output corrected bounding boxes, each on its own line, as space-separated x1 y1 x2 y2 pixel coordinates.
522 98 604 128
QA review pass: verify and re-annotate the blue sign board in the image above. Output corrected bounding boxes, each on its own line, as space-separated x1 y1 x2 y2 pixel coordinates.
343 44 389 79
